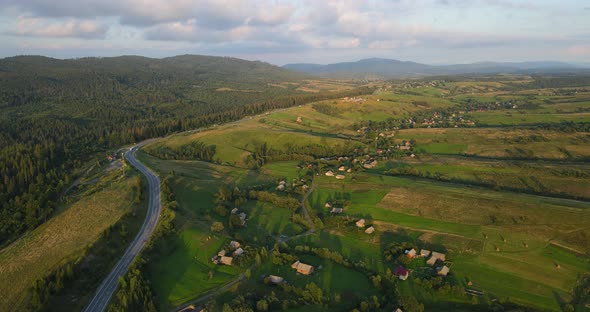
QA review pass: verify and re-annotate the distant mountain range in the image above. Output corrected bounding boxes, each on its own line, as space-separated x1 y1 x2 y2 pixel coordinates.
283 58 589 78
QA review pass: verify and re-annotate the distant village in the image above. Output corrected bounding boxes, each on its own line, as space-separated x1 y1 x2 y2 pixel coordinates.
340 96 366 103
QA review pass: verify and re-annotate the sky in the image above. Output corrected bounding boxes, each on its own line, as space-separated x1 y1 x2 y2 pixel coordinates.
0 0 588 65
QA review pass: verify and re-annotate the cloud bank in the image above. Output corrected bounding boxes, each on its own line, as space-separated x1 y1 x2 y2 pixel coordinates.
0 0 588 64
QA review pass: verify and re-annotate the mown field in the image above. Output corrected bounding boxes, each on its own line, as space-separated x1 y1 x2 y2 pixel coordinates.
142 79 590 311
0 166 142 311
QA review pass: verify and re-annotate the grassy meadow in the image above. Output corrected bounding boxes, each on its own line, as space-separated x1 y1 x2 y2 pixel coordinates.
140 79 590 311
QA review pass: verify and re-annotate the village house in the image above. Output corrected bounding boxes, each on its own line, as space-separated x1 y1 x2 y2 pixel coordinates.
296 116 302 123
427 257 439 266
395 266 409 281
325 170 335 177
338 166 346 171
437 265 450 276
427 251 446 266
406 248 417 258
231 208 238 214
355 219 366 228
363 159 378 169
217 250 226 257
365 226 375 234
335 174 345 180
268 275 285 284
276 180 287 191
291 261 314 275
331 207 343 214
233 247 244 256
325 202 332 208
419 249 431 258
229 241 241 249
341 96 365 103
220 256 233 266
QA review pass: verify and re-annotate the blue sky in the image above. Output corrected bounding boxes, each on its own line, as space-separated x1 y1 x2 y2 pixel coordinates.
0 0 588 65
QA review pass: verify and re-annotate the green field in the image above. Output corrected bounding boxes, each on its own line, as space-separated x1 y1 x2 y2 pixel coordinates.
148 227 241 308
141 80 590 311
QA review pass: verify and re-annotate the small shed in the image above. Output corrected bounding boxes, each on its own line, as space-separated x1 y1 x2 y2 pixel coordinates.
217 250 226 257
437 265 450 276
331 207 343 214
395 266 409 281
268 275 284 284
233 247 244 256
229 241 241 249
406 248 417 258
365 226 375 234
419 249 431 257
325 170 335 177
335 174 345 179
338 166 346 171
355 219 366 228
291 261 314 275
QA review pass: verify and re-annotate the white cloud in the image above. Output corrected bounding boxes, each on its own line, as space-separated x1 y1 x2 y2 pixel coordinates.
13 17 108 39
0 0 588 63
368 40 400 50
327 37 360 49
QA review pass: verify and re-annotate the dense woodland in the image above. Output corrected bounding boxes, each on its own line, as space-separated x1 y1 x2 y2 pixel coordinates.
0 55 371 245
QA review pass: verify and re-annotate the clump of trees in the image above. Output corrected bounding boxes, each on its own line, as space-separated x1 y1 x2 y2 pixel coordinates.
107 268 157 312
248 191 300 212
312 102 341 116
246 141 364 169
144 141 216 161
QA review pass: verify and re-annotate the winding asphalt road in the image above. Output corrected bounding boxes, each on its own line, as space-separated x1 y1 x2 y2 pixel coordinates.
83 141 161 312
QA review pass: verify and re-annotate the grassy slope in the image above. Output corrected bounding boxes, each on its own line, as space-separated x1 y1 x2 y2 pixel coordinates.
392 156 590 199
395 128 590 159
0 169 139 311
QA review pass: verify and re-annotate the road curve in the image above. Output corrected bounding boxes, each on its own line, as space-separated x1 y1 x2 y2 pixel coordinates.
83 141 161 312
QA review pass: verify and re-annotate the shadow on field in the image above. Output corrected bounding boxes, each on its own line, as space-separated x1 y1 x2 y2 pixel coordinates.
151 235 193 306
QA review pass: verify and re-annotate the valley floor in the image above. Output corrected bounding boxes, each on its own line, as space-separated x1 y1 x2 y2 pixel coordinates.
139 79 590 311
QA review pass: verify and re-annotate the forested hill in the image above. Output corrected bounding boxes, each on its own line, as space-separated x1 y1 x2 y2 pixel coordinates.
283 58 587 78
0 55 370 246
0 55 307 112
